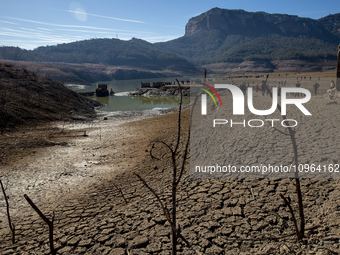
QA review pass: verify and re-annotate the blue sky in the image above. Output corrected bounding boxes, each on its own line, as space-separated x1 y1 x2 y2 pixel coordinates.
0 0 338 50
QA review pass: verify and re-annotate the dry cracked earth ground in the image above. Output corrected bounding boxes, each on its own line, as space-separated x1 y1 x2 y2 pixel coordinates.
0 99 340 254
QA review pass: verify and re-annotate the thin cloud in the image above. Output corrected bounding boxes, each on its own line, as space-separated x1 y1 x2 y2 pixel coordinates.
37 27 53 31
54 28 139 37
19 27 52 33
54 27 155 34
0 31 69 43
4 16 157 35
4 16 122 31
0 20 16 25
0 27 85 43
54 28 112 34
65 10 145 24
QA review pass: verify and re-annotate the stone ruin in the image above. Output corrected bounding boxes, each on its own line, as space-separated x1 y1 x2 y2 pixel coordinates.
141 82 150 88
95 84 109 97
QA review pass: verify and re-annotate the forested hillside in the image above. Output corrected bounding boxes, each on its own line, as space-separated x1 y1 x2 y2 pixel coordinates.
0 38 199 73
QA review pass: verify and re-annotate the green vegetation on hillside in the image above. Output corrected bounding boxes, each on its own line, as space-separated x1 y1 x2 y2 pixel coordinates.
157 32 337 65
0 38 198 73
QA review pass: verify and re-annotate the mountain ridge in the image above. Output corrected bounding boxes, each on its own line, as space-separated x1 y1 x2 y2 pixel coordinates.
0 38 199 76
1 8 340 77
156 8 340 66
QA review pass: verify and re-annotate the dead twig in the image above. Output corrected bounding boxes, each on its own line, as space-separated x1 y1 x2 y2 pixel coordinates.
264 75 305 240
0 179 15 244
113 183 128 205
280 194 299 240
24 194 56 255
134 173 173 228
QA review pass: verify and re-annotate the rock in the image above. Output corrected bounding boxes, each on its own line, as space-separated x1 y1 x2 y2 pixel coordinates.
108 248 125 255
128 236 149 249
67 236 81 246
205 245 224 254
78 238 93 247
57 246 74 254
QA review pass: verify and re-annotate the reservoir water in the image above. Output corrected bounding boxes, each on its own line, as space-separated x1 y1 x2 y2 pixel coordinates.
72 77 192 112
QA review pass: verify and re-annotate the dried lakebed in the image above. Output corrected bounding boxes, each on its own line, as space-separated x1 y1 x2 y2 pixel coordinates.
1 97 340 254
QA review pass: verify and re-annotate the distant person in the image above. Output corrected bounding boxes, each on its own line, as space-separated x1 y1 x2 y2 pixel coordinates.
266 83 270 95
295 81 301 97
255 83 259 92
330 80 335 89
261 81 266 96
313 82 320 95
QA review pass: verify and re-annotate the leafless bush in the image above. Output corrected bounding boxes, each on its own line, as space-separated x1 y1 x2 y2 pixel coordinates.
135 80 201 255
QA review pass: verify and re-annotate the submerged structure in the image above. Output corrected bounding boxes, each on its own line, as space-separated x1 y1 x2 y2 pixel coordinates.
141 82 150 88
95 84 109 97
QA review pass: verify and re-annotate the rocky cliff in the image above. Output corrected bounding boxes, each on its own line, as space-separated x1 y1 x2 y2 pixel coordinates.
185 8 338 42
156 8 340 67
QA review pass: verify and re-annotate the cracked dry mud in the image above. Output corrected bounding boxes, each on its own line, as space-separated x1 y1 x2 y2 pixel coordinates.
0 93 340 254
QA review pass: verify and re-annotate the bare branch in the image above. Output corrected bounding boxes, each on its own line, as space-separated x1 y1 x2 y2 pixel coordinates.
174 79 183 154
113 183 128 205
176 91 201 185
176 127 190 186
150 141 174 160
264 75 305 239
0 179 15 244
134 174 173 227
24 194 56 255
178 233 202 255
280 194 300 240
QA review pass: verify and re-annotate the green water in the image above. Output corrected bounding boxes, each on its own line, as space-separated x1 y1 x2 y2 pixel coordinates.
75 77 193 112
77 77 193 93
90 95 190 112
